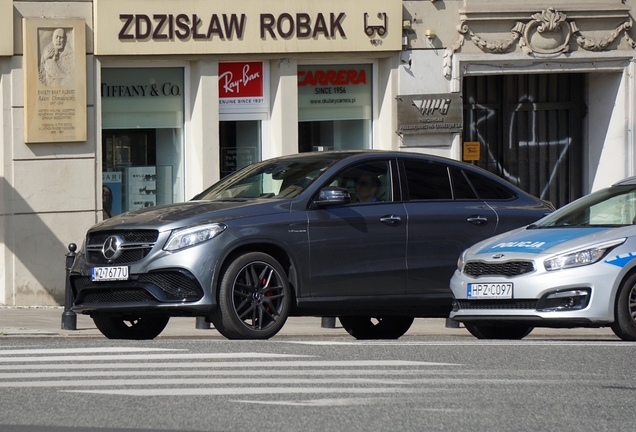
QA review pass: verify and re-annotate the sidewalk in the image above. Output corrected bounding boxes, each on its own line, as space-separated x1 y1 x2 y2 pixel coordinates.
0 306 620 339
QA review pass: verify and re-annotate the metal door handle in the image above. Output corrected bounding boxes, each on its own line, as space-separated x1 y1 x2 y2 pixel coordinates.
467 216 488 225
380 215 402 225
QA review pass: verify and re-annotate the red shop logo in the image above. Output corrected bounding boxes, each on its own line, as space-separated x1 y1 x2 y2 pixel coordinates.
219 62 263 98
298 69 367 87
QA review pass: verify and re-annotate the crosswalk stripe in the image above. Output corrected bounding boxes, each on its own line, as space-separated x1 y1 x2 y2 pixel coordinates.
0 369 448 379
285 340 634 347
0 360 454 370
0 377 423 388
0 352 309 363
0 347 183 355
62 387 425 396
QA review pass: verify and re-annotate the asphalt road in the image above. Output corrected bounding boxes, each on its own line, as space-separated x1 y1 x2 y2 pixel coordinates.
0 336 634 432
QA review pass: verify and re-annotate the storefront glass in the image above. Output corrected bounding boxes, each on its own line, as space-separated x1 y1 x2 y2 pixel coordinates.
298 64 372 152
218 62 268 178
101 67 184 218
219 120 262 178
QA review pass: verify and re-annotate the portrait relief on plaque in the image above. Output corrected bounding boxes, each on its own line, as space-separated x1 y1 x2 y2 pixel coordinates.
38 27 75 87
23 18 87 143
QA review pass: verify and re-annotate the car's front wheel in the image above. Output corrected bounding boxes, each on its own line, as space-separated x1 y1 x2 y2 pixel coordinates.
211 252 291 340
92 314 169 340
611 274 636 341
464 323 533 339
339 316 414 340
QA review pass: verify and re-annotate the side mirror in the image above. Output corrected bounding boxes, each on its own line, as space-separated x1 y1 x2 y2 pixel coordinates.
313 187 351 208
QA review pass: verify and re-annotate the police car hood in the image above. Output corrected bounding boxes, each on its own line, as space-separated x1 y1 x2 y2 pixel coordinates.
471 225 633 257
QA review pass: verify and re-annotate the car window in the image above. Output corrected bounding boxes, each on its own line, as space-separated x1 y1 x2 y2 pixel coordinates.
402 159 452 200
328 160 392 204
464 171 516 200
451 168 478 199
539 187 636 227
193 158 334 200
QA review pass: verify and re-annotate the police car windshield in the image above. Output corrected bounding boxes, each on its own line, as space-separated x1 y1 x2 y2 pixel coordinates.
536 186 636 228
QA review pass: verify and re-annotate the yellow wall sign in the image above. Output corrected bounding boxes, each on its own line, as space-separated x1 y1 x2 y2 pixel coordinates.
463 142 480 161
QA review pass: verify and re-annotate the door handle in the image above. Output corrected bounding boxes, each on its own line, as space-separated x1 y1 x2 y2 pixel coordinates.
467 215 488 225
380 215 402 225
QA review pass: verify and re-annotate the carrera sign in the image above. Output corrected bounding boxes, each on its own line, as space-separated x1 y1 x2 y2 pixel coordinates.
93 0 402 55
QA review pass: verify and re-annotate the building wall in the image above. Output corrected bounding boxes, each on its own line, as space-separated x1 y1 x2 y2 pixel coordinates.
1 0 403 306
400 0 636 186
2 0 636 306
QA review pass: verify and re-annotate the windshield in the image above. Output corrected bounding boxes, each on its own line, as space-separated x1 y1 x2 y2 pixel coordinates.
535 185 636 228
192 157 336 201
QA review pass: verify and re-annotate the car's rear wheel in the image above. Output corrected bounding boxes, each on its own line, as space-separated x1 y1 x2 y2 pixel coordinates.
611 275 636 341
338 316 414 340
465 323 533 340
92 314 169 340
212 252 290 340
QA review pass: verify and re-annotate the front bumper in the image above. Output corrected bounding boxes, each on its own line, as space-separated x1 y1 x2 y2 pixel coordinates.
449 262 620 326
70 232 220 316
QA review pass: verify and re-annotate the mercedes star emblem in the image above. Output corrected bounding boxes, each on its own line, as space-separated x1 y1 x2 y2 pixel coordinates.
102 235 124 261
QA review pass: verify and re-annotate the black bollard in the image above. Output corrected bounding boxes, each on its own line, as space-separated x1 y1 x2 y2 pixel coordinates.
195 316 211 329
321 316 336 328
445 317 460 328
61 243 77 330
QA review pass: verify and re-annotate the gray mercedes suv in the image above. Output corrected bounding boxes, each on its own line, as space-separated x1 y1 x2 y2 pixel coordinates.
70 150 553 340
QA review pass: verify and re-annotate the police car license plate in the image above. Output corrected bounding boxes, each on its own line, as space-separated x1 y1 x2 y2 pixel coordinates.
467 283 513 299
91 266 129 281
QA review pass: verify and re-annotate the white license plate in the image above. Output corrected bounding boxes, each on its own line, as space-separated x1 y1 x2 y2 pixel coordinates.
467 283 513 299
91 266 129 281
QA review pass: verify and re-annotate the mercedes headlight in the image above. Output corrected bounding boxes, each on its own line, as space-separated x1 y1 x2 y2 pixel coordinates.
164 223 227 251
544 238 626 271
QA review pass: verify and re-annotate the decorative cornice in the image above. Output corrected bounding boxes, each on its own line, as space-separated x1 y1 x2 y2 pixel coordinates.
444 7 634 79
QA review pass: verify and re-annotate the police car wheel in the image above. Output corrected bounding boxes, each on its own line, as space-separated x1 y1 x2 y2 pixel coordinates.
465 323 533 340
611 275 636 341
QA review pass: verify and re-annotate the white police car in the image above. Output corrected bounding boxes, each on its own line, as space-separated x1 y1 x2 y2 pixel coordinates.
450 176 636 340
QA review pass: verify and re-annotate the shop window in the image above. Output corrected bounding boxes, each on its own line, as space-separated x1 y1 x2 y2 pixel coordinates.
101 68 184 218
219 120 262 178
298 64 372 152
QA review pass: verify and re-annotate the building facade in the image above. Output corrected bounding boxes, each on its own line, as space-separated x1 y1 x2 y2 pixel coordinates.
2 0 636 306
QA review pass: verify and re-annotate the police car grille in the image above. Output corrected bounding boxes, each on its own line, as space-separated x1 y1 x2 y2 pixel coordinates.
457 299 539 310
464 261 534 277
138 272 203 300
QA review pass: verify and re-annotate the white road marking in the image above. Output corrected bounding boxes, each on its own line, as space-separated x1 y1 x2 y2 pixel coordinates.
0 360 450 370
0 347 183 355
62 387 424 396
0 369 446 379
231 398 385 407
0 352 309 363
0 377 425 388
285 340 634 347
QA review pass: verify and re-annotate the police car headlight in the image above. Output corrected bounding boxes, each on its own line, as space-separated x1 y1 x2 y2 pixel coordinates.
544 238 626 271
457 249 469 272
164 223 227 251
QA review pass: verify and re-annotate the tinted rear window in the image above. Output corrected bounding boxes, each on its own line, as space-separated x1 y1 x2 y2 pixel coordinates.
464 171 516 200
402 160 452 200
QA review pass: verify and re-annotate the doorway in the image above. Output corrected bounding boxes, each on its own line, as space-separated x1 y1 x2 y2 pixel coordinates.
463 73 586 208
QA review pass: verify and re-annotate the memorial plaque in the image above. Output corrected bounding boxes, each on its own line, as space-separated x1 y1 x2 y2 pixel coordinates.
23 18 87 143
